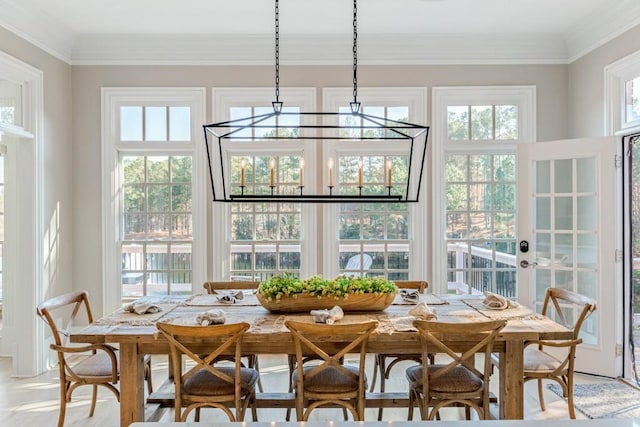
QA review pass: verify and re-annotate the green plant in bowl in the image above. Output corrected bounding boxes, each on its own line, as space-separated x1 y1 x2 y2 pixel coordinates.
258 273 398 301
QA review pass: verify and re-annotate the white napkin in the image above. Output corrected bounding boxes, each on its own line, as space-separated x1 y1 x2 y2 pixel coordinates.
216 290 244 304
196 309 226 325
400 289 421 304
124 301 162 315
482 291 519 310
310 306 344 324
408 302 437 320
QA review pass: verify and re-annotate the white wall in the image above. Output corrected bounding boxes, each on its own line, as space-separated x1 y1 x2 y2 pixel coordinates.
568 25 640 138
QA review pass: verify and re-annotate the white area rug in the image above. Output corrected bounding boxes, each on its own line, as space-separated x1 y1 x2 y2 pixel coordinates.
548 382 640 419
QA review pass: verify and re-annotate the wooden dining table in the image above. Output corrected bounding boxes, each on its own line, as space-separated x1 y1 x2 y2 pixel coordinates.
71 292 572 427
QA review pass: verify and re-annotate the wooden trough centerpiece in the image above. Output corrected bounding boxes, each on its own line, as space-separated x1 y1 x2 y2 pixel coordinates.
257 274 398 313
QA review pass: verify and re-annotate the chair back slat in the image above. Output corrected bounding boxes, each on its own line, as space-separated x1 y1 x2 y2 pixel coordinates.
393 280 429 293
203 281 259 294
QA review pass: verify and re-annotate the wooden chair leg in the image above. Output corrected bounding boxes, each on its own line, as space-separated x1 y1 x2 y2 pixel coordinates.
249 355 264 393
537 379 546 411
407 388 414 420
89 384 98 416
145 357 153 394
566 377 576 419
370 355 381 392
57 382 67 427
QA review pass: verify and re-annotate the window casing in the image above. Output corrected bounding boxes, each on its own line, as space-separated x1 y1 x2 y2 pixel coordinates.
102 88 206 308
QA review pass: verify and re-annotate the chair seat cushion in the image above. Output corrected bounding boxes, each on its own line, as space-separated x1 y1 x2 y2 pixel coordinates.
406 364 483 393
523 347 563 373
293 364 363 394
70 350 119 378
183 367 259 396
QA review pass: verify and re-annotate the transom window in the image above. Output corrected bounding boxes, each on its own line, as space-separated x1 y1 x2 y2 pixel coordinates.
448 104 518 140
626 76 640 123
0 80 22 127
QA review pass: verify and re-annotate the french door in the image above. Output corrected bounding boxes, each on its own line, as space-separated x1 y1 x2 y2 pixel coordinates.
517 137 619 377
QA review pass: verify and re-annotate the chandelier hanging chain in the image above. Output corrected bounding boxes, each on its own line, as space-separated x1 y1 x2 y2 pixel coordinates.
275 0 280 103
351 0 360 113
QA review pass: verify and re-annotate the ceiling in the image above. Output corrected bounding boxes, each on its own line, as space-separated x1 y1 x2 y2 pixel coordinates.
1 0 640 64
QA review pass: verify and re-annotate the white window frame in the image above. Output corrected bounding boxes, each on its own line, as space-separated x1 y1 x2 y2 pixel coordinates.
605 49 640 134
431 86 536 293
101 87 206 313
210 88 317 280
322 87 428 279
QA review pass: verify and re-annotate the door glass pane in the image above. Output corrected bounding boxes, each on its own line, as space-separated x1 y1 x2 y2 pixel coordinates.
577 196 597 230
577 157 596 192
535 160 550 193
554 159 573 193
535 197 551 229
577 233 597 269
532 155 600 348
555 197 573 230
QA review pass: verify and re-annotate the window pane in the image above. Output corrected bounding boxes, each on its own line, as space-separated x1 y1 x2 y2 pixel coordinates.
169 107 191 141
448 106 468 140
495 105 518 139
471 105 493 140
145 106 167 141
0 80 22 126
147 156 169 183
626 76 640 123
121 106 143 141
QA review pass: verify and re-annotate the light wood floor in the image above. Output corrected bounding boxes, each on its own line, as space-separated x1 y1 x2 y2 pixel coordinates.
0 354 616 426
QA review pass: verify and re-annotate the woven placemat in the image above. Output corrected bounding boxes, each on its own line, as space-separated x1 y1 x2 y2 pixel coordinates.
462 298 540 319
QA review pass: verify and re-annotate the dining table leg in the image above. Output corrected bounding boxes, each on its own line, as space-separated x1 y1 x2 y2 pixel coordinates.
119 342 145 426
499 339 525 419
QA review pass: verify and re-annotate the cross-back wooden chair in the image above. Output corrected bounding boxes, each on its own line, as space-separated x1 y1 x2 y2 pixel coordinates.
156 321 259 422
407 319 506 421
36 290 153 427
522 287 597 419
202 281 263 392
370 280 429 420
285 320 378 421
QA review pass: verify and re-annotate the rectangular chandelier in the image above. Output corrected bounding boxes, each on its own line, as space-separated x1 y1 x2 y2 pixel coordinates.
203 109 429 203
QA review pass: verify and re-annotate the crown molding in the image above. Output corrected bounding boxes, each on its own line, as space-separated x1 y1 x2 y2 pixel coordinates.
565 0 640 63
70 33 568 65
0 0 74 63
1 0 639 66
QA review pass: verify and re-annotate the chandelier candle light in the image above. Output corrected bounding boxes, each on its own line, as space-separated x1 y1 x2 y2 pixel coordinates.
203 0 429 203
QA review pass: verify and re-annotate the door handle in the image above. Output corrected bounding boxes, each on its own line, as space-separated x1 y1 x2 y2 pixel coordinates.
519 260 538 268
